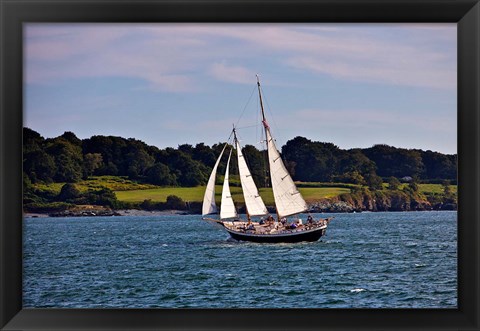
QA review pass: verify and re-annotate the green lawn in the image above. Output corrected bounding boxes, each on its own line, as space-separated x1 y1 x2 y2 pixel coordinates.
381 183 457 194
418 183 457 194
33 176 157 194
33 175 456 205
115 185 351 205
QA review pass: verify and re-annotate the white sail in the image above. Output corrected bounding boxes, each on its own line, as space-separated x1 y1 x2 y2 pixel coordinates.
265 129 308 218
220 149 238 219
202 144 227 215
236 140 268 216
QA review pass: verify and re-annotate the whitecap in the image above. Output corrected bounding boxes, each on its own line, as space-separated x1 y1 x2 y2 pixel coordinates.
414 263 426 268
350 288 366 293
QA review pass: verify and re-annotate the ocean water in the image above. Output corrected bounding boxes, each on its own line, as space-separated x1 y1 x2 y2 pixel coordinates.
23 211 457 308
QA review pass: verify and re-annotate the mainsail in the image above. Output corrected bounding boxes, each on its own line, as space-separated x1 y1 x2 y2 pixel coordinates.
220 149 238 219
265 128 308 218
256 75 307 219
202 144 227 215
235 139 268 216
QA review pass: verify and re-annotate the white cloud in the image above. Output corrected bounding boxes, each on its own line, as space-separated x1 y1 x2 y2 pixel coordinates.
25 23 456 91
209 62 256 84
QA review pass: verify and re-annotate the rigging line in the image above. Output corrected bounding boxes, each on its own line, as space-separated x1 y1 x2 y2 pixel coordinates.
236 124 259 130
256 94 259 150
235 85 257 128
259 84 284 147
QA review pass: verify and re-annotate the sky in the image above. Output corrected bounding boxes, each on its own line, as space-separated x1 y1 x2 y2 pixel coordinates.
24 23 457 154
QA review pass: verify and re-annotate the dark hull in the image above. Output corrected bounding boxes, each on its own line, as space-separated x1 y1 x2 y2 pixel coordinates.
224 226 327 243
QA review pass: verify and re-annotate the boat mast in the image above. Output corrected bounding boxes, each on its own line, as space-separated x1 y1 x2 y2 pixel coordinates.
257 75 280 221
233 127 251 222
256 75 308 222
257 75 267 128
257 75 270 191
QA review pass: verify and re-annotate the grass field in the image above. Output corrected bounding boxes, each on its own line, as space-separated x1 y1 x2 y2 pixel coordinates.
33 176 157 194
417 183 457 194
381 183 458 194
115 186 351 205
32 176 456 205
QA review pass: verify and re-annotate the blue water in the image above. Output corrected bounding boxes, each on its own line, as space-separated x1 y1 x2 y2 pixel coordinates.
23 211 457 308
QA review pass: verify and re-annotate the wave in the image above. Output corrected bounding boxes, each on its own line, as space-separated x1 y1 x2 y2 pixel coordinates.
350 288 366 293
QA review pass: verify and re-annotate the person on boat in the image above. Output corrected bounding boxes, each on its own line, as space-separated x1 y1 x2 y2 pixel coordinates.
266 214 274 224
280 217 287 225
259 217 265 225
289 222 298 229
307 215 314 224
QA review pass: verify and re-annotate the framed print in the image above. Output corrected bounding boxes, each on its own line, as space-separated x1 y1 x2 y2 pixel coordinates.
1 0 479 330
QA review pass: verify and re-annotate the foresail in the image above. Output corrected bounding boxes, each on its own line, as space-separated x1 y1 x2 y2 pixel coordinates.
202 144 227 215
220 149 238 219
266 129 308 218
236 140 268 216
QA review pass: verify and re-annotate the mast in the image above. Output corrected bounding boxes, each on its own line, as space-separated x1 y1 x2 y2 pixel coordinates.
233 129 248 221
257 75 267 128
257 75 270 189
256 75 308 220
233 127 268 219
220 149 238 219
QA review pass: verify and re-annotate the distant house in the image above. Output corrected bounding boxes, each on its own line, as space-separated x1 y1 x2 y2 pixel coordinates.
401 176 413 182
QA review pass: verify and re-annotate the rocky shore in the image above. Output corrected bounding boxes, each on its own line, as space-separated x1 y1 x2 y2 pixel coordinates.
24 205 193 218
308 197 456 213
24 198 456 218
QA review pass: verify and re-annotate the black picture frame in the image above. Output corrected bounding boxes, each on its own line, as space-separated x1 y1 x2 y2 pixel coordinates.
1 0 479 330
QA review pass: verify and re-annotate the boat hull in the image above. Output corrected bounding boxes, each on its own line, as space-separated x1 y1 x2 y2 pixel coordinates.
224 226 327 243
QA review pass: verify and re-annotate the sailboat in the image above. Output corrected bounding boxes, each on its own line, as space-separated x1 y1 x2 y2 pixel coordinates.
202 76 333 243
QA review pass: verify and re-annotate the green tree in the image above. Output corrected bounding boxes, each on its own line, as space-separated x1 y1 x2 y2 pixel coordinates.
58 183 81 201
166 195 186 210
60 131 82 146
46 138 83 182
192 143 217 168
156 148 208 186
83 153 103 178
338 149 376 177
387 176 401 190
442 180 455 203
422 150 456 180
125 148 155 179
23 150 56 183
86 188 119 208
282 136 340 182
404 177 419 193
146 163 177 186
363 144 425 178
23 127 45 153
365 172 383 191
334 170 366 185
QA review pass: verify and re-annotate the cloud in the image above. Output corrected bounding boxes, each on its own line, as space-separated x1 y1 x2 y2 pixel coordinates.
25 24 199 92
25 23 456 91
209 62 256 84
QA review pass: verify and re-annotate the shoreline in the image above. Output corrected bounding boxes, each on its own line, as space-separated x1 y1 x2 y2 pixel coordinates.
23 209 192 218
23 208 457 218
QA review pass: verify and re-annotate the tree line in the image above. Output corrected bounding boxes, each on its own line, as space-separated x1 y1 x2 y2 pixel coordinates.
23 127 457 189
